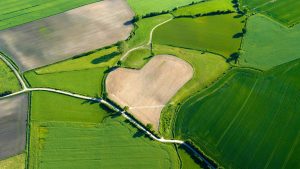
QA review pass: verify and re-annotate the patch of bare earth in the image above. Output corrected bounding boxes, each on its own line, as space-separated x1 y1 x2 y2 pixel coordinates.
0 94 28 160
0 0 134 71
106 55 193 130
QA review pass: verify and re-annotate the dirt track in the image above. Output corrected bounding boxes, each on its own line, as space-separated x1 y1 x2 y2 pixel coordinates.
106 55 193 130
0 94 28 160
0 0 134 71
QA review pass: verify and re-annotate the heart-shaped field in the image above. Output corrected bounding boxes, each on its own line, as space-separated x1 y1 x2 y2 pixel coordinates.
106 55 193 130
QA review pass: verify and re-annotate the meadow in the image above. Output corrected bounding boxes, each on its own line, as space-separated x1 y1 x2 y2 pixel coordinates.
0 59 20 94
153 14 245 57
240 0 300 26
172 0 234 17
0 153 25 169
30 91 109 123
122 48 152 69
25 46 121 96
126 0 202 16
153 45 229 137
240 15 300 70
125 14 172 49
29 91 180 169
0 0 99 31
175 59 300 169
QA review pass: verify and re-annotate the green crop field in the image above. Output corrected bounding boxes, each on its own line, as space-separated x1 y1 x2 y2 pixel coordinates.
126 14 172 49
240 15 300 70
153 14 245 57
240 0 300 26
0 153 25 169
29 91 180 169
126 0 202 16
24 46 121 96
30 91 109 123
175 59 300 169
0 59 20 95
153 45 229 137
172 0 234 17
0 0 99 31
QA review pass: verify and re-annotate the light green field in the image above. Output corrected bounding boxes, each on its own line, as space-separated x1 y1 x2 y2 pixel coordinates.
178 147 203 169
153 14 245 57
175 59 300 169
0 59 20 95
240 0 300 26
240 15 300 70
123 48 152 69
0 154 25 169
25 47 120 96
0 0 99 31
126 0 202 16
126 14 172 49
153 45 229 137
172 0 234 17
29 91 180 169
30 91 109 123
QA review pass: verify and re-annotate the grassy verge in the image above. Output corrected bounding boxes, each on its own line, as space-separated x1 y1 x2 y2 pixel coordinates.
0 59 21 95
122 48 152 69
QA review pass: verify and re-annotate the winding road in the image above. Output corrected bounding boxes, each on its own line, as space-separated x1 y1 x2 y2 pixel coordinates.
0 17 216 169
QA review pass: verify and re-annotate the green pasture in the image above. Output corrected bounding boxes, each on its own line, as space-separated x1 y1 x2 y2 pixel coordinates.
240 15 300 70
153 45 229 137
240 0 300 26
173 0 234 17
25 67 105 97
123 48 152 69
25 46 120 96
153 14 245 57
126 0 202 16
30 91 109 123
0 0 99 31
29 120 180 169
0 59 20 94
175 59 300 169
178 146 203 169
126 14 172 49
0 153 25 169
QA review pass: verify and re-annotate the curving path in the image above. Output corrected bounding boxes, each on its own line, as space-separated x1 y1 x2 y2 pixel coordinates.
120 18 173 61
0 25 216 169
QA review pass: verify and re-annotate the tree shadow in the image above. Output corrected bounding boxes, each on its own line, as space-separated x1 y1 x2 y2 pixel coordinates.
233 32 244 38
133 130 145 138
104 66 119 73
91 52 119 64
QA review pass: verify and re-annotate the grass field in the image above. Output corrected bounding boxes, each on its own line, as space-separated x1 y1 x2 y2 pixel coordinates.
0 0 99 31
178 146 202 169
29 91 180 169
240 15 300 70
24 47 121 96
240 0 300 26
172 0 234 17
153 45 229 137
0 59 20 94
126 0 202 16
126 14 172 49
153 14 245 57
0 153 25 169
122 48 152 69
175 59 300 169
30 91 109 123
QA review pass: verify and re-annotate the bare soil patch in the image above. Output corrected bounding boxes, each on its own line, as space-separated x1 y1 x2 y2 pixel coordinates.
106 55 193 130
0 94 28 160
0 0 134 71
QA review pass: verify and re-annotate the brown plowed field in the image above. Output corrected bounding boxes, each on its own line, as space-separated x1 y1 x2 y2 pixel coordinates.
0 0 134 71
106 55 193 130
